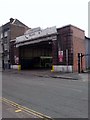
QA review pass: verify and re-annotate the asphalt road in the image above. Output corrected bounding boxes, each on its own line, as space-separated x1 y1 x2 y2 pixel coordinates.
2 71 88 118
2 100 38 118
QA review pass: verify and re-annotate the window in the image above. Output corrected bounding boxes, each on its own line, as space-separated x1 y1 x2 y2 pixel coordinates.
4 31 8 37
4 39 7 44
1 33 3 38
4 44 8 50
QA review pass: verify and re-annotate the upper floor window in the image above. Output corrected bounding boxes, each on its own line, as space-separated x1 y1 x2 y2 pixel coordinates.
4 44 8 50
1 33 3 39
4 31 8 37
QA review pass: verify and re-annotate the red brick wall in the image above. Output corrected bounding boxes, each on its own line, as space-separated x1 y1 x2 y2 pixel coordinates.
57 26 73 65
52 40 58 65
71 26 86 72
10 41 19 65
10 24 29 65
10 24 27 40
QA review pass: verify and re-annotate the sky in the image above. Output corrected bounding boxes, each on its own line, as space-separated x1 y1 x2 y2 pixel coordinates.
0 0 89 36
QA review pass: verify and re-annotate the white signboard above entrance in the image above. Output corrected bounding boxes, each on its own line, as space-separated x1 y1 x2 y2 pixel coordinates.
16 26 57 44
24 27 41 35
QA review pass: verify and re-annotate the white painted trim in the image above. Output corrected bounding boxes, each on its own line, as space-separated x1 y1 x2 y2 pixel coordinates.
53 65 73 72
12 19 16 24
11 65 18 69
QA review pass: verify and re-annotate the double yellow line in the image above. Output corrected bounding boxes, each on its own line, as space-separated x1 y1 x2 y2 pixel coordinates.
2 97 54 120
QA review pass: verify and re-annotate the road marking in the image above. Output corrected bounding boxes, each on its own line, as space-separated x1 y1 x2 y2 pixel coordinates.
2 97 53 120
15 109 22 112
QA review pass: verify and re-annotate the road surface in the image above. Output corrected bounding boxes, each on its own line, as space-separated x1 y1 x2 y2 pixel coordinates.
2 71 88 118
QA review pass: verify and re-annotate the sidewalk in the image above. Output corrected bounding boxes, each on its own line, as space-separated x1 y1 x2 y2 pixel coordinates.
2 69 89 81
30 70 89 81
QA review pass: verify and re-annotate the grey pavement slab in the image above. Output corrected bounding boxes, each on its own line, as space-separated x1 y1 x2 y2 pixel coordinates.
2 69 89 81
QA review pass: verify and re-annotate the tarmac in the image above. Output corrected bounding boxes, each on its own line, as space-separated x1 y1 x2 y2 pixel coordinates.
2 98 52 119
2 100 38 118
1 69 89 119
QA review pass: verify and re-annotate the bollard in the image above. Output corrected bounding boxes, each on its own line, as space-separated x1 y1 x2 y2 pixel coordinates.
51 65 54 72
18 65 21 71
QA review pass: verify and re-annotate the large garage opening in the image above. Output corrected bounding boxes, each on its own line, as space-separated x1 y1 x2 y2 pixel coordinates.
19 40 52 70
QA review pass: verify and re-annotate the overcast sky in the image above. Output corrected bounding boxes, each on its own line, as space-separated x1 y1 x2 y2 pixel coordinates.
0 0 89 36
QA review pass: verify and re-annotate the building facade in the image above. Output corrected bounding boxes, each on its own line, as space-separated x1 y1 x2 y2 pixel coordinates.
11 25 86 72
0 27 2 70
0 18 29 69
12 26 57 69
54 25 86 72
85 37 90 69
1 18 86 72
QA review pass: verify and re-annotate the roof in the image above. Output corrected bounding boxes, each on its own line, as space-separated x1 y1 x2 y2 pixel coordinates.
15 26 57 47
85 36 90 40
11 18 29 29
1 18 29 29
15 26 57 44
57 24 84 32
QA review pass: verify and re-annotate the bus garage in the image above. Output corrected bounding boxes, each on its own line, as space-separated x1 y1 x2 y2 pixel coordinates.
15 27 57 70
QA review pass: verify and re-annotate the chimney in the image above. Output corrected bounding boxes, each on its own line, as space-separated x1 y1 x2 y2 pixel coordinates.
10 18 14 23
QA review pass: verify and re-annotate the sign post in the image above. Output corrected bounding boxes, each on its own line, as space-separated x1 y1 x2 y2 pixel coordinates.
66 49 68 72
58 51 63 62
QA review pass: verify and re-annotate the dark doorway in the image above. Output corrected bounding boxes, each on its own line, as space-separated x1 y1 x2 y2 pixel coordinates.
19 41 52 70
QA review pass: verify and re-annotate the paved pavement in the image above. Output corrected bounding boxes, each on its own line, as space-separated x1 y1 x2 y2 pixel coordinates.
2 69 89 81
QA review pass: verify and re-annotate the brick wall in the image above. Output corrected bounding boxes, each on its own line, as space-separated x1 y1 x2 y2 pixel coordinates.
10 24 28 65
57 26 73 66
52 40 58 65
10 24 27 40
57 25 86 72
71 26 86 72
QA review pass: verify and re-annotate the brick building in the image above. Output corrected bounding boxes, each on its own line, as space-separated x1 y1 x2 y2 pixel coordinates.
56 25 86 72
0 18 29 69
12 25 86 72
13 27 57 69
